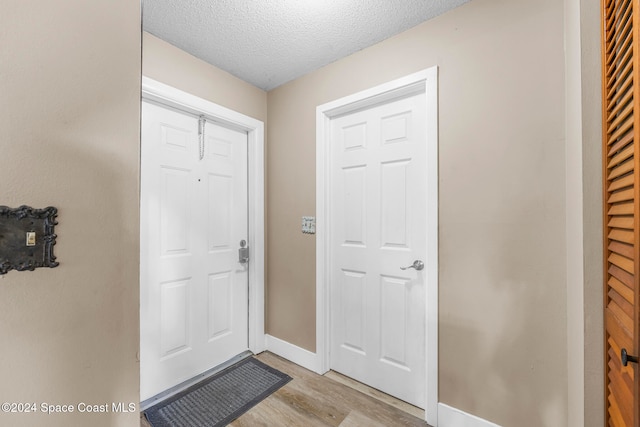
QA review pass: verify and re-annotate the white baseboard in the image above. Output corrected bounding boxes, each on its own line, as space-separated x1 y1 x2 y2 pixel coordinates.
264 334 319 373
438 403 501 427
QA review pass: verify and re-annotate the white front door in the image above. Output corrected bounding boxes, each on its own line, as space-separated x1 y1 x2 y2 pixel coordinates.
329 91 427 407
140 100 249 401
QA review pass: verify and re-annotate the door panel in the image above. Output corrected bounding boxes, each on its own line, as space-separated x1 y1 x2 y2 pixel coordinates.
330 92 426 407
341 269 366 353
380 274 411 369
381 159 411 248
602 0 640 425
208 272 232 339
160 168 191 255
160 279 190 357
141 101 249 400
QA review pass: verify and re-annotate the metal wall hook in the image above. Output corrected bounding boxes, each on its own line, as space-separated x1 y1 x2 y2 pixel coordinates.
198 115 206 160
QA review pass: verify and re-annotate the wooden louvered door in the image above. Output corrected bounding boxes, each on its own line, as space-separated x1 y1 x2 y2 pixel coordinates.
603 0 640 426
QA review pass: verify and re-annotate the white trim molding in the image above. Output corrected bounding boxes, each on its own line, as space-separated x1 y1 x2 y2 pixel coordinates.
438 404 502 427
264 335 319 373
141 76 266 354
315 67 439 425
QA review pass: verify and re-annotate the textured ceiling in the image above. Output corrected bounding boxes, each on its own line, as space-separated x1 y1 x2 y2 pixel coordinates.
142 0 470 91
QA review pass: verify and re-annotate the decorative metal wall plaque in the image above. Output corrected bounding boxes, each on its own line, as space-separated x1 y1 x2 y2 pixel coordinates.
0 206 59 274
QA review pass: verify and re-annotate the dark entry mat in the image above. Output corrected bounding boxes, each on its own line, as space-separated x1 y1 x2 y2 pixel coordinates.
145 357 292 427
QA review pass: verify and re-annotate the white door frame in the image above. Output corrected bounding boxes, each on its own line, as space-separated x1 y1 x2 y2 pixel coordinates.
141 76 266 355
315 68 438 425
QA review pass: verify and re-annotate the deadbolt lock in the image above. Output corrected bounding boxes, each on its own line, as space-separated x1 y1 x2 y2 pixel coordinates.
239 240 249 264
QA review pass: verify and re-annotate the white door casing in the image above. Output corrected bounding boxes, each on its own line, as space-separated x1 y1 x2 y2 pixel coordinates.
140 77 265 401
316 68 438 424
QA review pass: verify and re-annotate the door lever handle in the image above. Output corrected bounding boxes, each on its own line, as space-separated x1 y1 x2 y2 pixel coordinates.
400 260 424 271
621 348 639 366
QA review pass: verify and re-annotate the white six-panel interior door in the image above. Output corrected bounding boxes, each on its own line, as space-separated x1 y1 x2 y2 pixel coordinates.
329 90 427 408
316 69 438 424
140 99 250 401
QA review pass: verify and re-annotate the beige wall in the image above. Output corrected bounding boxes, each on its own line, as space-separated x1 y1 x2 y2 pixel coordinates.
579 0 605 424
565 0 585 421
267 0 568 425
142 33 267 123
0 2 141 427
565 0 604 426
0 1 598 426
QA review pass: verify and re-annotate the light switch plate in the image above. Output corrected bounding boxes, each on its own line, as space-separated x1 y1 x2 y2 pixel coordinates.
302 216 315 234
0 205 59 275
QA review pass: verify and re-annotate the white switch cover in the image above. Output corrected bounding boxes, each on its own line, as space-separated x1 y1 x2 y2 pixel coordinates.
26 231 36 246
302 216 315 234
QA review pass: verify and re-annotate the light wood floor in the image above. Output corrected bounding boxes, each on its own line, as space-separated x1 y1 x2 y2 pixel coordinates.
141 351 431 426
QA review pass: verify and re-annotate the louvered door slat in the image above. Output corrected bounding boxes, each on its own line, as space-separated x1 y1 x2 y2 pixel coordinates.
610 393 625 427
609 158 634 179
605 1 624 52
610 378 634 427
611 300 634 332
608 4 633 58
603 5 640 426
609 39 633 83
609 217 635 229
610 252 636 274
608 227 634 243
609 104 634 132
608 80 634 120
607 63 630 95
608 143 634 166
609 115 634 143
608 65 633 105
606 307 634 355
606 25 633 75
610 288 636 318
609 173 635 191
609 202 634 216
609 188 635 203
610 275 636 303
609 358 634 411
606 36 633 84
